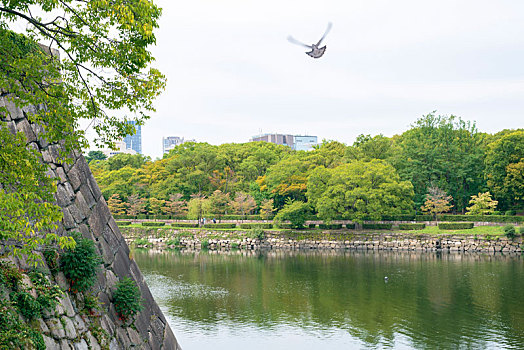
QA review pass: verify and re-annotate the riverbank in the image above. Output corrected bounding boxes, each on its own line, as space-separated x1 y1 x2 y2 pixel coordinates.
120 227 524 254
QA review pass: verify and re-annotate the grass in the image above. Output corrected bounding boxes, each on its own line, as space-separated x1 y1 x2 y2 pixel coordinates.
119 223 522 240
402 225 507 236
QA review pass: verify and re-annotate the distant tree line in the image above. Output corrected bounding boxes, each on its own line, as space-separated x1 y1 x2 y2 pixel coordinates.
89 113 524 223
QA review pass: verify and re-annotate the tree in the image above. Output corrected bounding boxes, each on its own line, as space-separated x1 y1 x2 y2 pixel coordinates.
260 199 276 220
187 194 206 223
206 190 230 220
229 192 257 219
274 200 310 229
391 113 485 212
127 194 146 217
85 150 107 163
307 160 414 223
485 131 524 210
165 193 187 217
421 186 453 222
148 198 166 217
345 134 393 161
1 2 165 149
466 192 498 215
0 0 164 261
107 194 128 216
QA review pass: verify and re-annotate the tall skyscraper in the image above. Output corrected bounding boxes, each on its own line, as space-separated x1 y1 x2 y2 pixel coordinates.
123 120 142 154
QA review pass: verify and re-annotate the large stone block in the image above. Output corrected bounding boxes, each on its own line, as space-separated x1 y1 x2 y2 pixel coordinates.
15 118 37 142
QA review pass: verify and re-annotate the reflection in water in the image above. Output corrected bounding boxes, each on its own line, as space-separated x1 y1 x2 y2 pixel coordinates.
133 249 524 350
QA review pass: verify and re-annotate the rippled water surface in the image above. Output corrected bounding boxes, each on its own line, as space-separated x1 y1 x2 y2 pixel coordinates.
133 250 524 349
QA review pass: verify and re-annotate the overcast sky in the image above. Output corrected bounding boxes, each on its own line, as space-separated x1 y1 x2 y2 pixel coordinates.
101 0 523 158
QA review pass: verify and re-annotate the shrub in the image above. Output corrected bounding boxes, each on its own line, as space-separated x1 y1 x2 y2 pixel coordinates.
308 223 317 229
134 238 149 246
505 210 516 216
10 271 62 321
137 214 148 219
504 225 516 239
201 239 209 249
346 223 356 229
43 248 60 273
202 223 237 229
398 223 426 230
438 222 474 230
231 242 239 249
249 227 265 240
0 261 23 289
10 290 41 320
141 222 165 227
116 221 132 226
171 222 199 228
362 223 393 230
519 226 524 235
239 223 273 229
60 233 102 293
318 224 343 230
83 293 101 314
165 237 181 247
113 277 143 323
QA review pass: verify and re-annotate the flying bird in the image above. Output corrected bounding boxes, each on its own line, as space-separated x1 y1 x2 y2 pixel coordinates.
287 22 332 59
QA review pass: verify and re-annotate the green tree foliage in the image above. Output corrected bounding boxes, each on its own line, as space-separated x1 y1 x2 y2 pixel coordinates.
85 150 107 163
87 116 522 218
206 190 230 220
1 1 165 148
0 125 74 263
392 113 485 212
307 160 414 223
484 131 524 210
274 200 310 229
187 194 206 221
346 134 394 161
259 199 276 220
466 192 498 215
1 0 164 261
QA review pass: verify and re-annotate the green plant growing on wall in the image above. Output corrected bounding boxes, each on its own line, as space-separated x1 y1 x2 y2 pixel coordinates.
60 233 102 293
113 277 143 324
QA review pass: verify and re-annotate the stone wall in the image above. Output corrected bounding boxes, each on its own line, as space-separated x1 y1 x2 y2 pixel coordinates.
121 228 523 254
0 93 180 349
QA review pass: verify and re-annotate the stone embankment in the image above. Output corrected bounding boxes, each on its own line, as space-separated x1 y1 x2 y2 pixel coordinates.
1 93 180 349
125 232 523 254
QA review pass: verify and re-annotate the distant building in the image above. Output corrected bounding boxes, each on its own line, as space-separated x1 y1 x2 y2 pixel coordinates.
293 135 318 151
250 133 318 151
100 140 137 158
163 136 195 154
123 120 142 154
250 133 295 148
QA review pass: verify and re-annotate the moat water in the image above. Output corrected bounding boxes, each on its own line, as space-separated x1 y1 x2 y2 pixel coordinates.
133 249 524 349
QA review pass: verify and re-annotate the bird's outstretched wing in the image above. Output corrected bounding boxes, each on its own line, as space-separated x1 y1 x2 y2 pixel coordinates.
287 35 312 49
316 22 333 46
